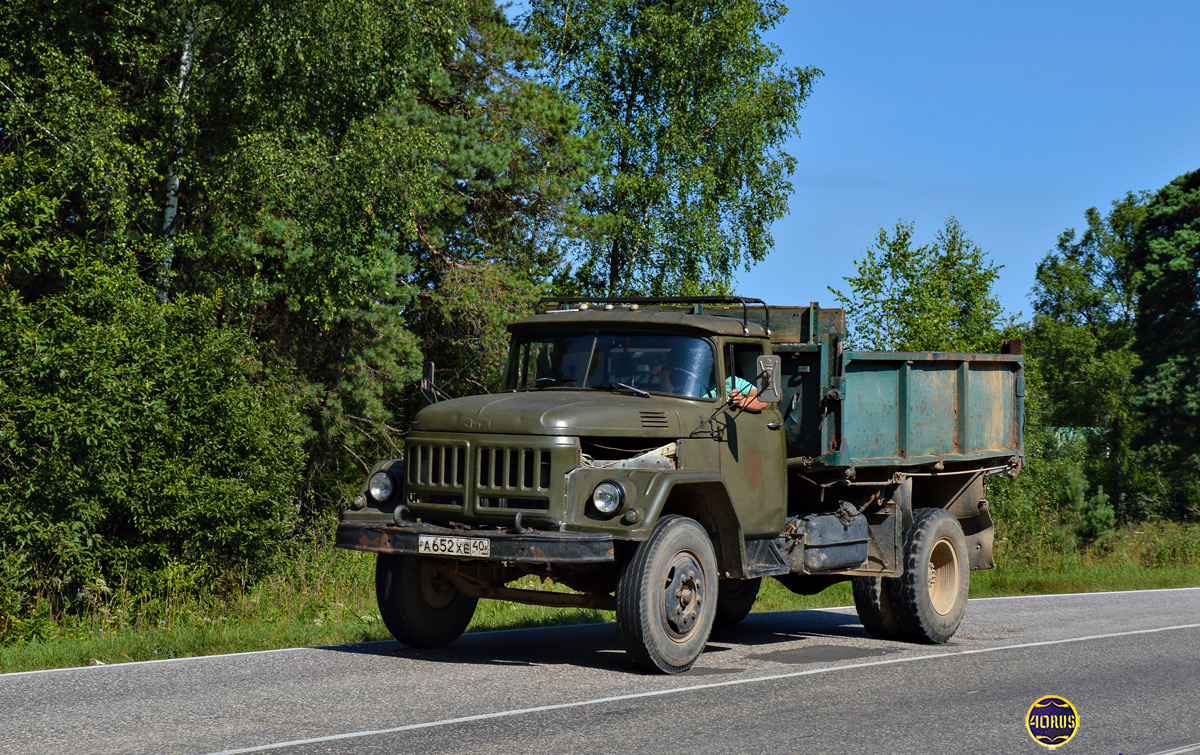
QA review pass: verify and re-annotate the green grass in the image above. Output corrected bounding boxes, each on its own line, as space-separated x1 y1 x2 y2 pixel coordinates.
3 521 1198 675
971 563 1200 596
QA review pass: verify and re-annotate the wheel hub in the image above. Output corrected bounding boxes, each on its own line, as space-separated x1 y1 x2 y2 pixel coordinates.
662 551 705 640
419 561 458 610
928 537 960 616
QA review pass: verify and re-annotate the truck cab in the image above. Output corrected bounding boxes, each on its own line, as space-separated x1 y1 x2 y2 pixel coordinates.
337 297 1024 673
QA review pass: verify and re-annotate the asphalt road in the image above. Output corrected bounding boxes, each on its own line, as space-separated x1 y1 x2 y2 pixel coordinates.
2 588 1198 755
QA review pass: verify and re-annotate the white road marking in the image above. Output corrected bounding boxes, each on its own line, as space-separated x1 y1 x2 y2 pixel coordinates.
972 586 1200 601
4 586 1198 679
203 621 1200 755
1145 744 1200 755
0 643 321 678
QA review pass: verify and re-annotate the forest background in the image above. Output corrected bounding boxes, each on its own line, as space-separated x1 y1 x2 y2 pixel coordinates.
1 0 1198 654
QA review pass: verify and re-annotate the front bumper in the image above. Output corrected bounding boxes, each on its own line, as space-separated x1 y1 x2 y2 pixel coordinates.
335 521 615 564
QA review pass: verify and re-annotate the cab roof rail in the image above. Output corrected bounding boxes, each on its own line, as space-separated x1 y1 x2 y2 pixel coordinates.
536 296 771 336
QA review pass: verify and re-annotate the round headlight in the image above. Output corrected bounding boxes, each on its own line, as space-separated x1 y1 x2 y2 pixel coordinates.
368 471 394 502
591 481 625 515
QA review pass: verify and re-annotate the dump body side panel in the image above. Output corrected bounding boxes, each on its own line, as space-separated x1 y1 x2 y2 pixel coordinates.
826 351 1024 469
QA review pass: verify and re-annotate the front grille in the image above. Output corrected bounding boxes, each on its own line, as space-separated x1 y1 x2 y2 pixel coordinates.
477 495 550 511
416 493 463 507
477 445 552 492
407 442 467 488
404 434 574 519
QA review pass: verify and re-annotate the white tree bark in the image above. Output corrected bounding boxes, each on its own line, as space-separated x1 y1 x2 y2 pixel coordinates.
158 8 196 304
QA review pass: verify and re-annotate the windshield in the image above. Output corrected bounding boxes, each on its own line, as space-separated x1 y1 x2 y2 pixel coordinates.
507 331 717 399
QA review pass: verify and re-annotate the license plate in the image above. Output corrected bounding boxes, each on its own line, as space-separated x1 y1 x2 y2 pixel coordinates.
418 534 491 559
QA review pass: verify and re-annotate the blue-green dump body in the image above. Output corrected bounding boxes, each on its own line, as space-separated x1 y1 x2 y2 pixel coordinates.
830 351 1024 469
764 305 1025 473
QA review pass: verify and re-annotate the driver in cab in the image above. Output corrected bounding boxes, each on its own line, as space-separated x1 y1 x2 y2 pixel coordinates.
651 349 767 413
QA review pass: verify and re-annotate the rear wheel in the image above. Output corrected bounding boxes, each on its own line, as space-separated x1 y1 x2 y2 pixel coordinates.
616 515 718 674
852 576 902 639
890 508 969 643
714 577 762 626
375 554 478 648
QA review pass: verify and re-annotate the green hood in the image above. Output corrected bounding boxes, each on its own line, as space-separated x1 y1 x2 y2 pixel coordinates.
411 390 696 436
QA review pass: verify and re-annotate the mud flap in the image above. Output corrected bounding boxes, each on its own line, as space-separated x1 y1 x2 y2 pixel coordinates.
960 502 995 571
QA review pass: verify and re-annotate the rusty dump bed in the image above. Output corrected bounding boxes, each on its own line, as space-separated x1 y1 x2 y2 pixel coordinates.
804 350 1025 471
845 350 1024 467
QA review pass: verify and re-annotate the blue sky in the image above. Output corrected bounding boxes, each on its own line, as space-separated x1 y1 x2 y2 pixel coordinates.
734 0 1200 318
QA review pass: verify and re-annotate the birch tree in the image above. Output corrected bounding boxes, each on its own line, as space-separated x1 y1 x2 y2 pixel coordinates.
525 0 820 295
830 218 1006 352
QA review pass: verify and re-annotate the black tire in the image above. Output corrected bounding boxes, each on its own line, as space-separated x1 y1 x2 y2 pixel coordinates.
714 577 761 626
375 553 478 648
616 515 718 674
852 576 902 639
889 508 970 643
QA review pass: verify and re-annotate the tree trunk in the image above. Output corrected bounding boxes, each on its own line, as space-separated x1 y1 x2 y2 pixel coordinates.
608 237 621 295
158 8 196 304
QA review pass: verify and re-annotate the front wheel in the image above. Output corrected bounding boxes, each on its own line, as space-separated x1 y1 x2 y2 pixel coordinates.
375 554 478 648
890 508 970 643
616 515 719 674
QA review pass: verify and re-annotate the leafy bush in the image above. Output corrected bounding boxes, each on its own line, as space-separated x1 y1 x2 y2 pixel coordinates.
988 429 1120 561
987 426 1083 559
0 257 307 643
1135 523 1200 569
1054 466 1117 551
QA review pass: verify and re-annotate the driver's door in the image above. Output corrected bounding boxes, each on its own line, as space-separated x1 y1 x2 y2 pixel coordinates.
718 342 787 538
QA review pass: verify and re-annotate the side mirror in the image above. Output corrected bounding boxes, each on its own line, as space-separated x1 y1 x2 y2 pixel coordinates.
755 355 782 403
420 361 439 405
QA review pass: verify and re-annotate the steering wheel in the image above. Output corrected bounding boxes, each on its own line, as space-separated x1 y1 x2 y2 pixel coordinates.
668 366 703 396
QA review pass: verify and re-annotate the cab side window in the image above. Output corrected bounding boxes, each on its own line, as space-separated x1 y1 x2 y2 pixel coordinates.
726 344 764 394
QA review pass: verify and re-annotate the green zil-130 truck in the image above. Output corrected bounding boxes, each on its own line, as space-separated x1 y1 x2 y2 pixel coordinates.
336 297 1024 673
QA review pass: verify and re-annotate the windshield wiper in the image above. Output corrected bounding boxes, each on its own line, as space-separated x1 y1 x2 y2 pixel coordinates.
593 381 651 398
530 376 576 389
